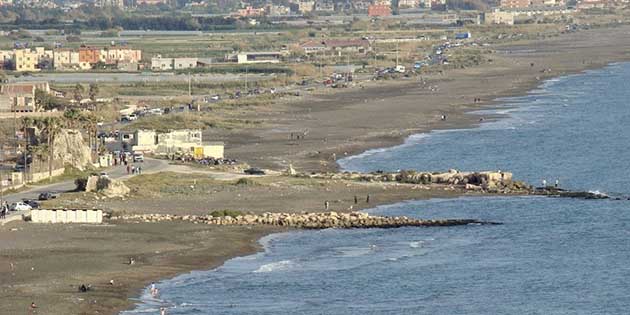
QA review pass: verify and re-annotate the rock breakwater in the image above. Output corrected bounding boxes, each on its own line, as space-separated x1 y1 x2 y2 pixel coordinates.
110 212 500 229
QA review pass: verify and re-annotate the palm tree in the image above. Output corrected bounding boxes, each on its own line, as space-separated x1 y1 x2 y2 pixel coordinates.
42 117 63 181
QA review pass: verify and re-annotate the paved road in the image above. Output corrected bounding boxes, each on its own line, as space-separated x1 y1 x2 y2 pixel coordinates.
0 158 256 224
0 158 167 223
2 158 167 204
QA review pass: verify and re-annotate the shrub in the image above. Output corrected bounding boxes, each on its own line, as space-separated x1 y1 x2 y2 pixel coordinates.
235 178 256 186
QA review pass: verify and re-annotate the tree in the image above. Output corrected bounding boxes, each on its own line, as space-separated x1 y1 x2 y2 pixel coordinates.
88 83 99 103
41 117 63 181
73 84 84 104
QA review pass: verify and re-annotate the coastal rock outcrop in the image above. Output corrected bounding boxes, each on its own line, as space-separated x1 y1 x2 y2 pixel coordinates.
296 169 529 192
77 175 130 198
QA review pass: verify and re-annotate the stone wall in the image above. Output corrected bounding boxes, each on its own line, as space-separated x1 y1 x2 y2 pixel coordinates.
30 209 103 224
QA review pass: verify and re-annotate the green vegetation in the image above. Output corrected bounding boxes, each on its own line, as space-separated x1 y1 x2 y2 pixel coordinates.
235 178 257 186
123 113 259 132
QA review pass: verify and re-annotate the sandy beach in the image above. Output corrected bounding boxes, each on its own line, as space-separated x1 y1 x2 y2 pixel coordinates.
3 24 630 315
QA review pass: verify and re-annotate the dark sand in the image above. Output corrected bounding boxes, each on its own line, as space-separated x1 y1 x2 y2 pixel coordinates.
3 25 630 315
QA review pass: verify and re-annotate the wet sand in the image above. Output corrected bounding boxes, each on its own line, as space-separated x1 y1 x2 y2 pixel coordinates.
3 25 630 315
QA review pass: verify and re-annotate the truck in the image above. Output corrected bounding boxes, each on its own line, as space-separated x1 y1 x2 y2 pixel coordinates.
455 32 472 40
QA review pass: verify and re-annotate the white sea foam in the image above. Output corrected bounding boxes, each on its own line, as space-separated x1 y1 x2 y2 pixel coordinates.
253 260 294 273
409 241 424 248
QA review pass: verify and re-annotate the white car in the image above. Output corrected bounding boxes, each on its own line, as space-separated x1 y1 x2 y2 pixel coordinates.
10 202 32 211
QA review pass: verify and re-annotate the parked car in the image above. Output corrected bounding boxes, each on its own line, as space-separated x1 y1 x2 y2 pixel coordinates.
133 153 144 163
22 199 40 209
10 202 32 211
244 167 265 175
38 192 58 201
100 172 109 178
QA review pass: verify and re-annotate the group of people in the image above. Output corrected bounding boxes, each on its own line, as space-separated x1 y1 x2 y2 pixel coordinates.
126 165 142 175
0 201 9 219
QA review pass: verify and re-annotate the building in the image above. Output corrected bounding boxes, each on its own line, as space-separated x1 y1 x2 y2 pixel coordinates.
484 10 516 24
53 49 86 71
14 49 40 72
576 0 613 8
236 6 266 17
103 47 142 65
79 46 101 64
132 129 224 159
225 52 284 64
0 81 50 112
266 4 290 15
297 0 315 13
97 0 124 7
398 0 420 8
301 39 371 55
368 4 392 16
136 0 169 4
314 0 335 11
151 57 174 71
300 40 327 54
151 57 198 71
173 58 198 70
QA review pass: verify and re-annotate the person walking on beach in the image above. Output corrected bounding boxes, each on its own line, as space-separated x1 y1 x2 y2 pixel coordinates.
325 201 329 210
354 195 358 204
126 165 130 174
555 179 559 188
366 194 370 203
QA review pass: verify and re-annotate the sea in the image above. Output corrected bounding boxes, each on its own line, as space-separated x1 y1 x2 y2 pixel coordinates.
122 62 630 314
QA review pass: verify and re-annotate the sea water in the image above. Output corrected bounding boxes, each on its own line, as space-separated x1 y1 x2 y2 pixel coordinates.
123 63 630 314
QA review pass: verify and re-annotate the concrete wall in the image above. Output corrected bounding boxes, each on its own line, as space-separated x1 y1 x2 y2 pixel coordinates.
31 209 103 224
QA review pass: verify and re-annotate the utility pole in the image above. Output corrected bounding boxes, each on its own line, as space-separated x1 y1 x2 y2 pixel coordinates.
245 66 249 90
396 41 399 67
188 72 192 97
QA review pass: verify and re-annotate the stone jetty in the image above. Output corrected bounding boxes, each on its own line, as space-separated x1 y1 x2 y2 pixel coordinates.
110 211 500 229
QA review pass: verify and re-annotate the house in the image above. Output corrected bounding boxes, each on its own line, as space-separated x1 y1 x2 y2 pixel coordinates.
173 58 199 70
0 81 50 112
151 57 174 71
131 129 224 159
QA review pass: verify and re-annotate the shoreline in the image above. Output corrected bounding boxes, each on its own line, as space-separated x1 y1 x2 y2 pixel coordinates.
120 26 630 314
3 25 630 315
